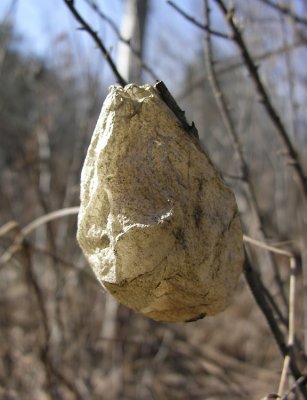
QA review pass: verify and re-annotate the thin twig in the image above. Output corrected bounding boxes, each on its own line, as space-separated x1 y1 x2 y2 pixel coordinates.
244 241 290 329
0 242 22 267
178 39 305 101
63 0 127 86
84 0 158 80
262 283 289 328
243 255 287 358
203 0 246 179
214 0 307 198
278 6 307 362
260 0 307 28
218 39 305 76
166 0 231 40
281 376 307 400
21 206 80 236
0 221 19 237
0 0 18 24
243 235 292 257
22 243 53 395
0 207 79 266
23 243 84 400
32 244 97 283
278 257 297 396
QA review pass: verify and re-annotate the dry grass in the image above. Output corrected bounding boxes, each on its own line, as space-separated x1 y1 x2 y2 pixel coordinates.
0 238 284 399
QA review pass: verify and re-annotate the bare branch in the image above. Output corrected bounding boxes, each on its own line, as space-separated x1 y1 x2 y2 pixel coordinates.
1 0 18 24
166 0 231 40
178 39 305 101
203 0 246 179
63 0 127 86
218 39 306 75
260 0 307 28
214 0 307 198
204 0 289 310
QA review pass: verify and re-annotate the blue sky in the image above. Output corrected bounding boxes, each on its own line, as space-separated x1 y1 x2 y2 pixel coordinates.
0 0 212 92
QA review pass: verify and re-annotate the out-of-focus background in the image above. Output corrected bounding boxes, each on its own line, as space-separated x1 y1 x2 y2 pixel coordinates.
0 1 306 399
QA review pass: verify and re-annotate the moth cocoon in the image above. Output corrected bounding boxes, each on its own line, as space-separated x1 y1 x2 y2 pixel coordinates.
77 84 243 322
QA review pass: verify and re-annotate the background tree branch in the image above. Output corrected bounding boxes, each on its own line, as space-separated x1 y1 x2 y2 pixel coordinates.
63 0 127 86
214 0 307 199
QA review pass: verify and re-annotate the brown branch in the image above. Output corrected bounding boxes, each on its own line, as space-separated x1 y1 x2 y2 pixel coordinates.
260 0 307 28
218 39 305 75
166 0 231 40
22 244 53 397
243 255 286 355
214 0 307 198
205 0 307 388
63 0 127 86
204 0 289 310
84 0 158 81
32 244 97 284
243 254 307 399
204 0 246 179
244 236 307 395
178 39 305 101
23 243 84 400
